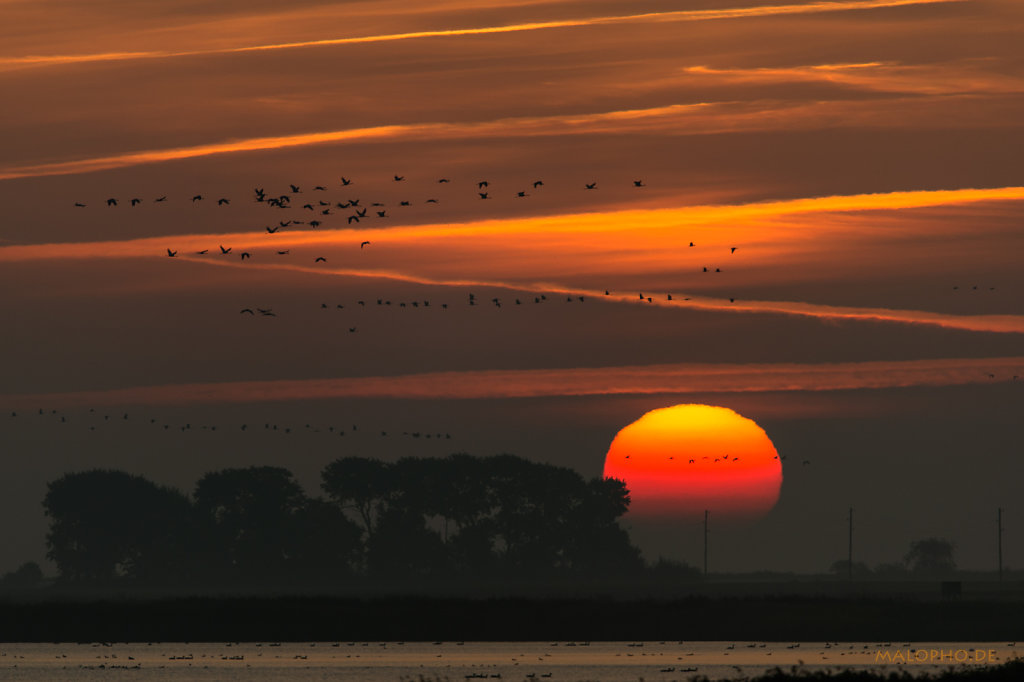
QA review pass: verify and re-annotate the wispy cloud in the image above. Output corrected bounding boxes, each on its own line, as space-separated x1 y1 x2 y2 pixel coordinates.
0 92 1007 181
2 186 1023 336
0 0 964 71
4 356 1019 408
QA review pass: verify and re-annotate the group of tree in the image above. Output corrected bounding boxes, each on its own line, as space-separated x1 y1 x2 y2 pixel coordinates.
42 454 643 587
829 537 958 578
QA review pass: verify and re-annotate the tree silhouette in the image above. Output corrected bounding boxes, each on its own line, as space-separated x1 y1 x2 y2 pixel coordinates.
1 561 44 588
43 470 193 583
321 456 394 539
193 466 310 583
904 537 956 575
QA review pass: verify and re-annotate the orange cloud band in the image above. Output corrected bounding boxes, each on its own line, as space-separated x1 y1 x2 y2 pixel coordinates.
4 357 1021 408
0 0 964 71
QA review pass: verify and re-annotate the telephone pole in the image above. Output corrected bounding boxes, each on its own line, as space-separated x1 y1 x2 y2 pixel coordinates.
998 507 1003 583
848 506 854 583
704 509 710 578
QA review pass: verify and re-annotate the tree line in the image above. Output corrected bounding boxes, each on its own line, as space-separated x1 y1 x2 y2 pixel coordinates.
42 454 643 587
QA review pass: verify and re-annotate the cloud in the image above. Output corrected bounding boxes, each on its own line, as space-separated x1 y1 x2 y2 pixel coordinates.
4 356 1020 408
0 0 964 71
2 186 1022 335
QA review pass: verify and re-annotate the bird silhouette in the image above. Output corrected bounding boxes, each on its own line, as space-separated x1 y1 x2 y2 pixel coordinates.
155 196 167 202
393 175 404 182
517 191 528 198
347 215 360 224
240 252 251 260
196 249 208 254
219 245 232 254
218 198 230 205
360 241 371 248
290 184 301 193
309 220 321 228
533 180 544 188
315 256 327 262
74 202 86 207
130 198 141 206
314 186 326 191
266 225 279 233
240 308 255 315
731 247 737 253
192 195 202 202
376 210 387 218
277 250 289 255
106 198 118 206
166 249 177 257
438 178 450 183
341 177 352 185
479 192 489 199
585 182 597 189
426 198 439 203
633 180 645 187
478 181 489 188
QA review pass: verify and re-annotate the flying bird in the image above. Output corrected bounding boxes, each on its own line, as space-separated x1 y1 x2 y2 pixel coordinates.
196 249 208 254
393 175 405 181
478 181 489 188
533 180 544 188
166 249 177 257
633 180 645 187
192 195 202 202
277 250 289 255
290 184 301 193
731 247 737 253
106 198 118 206
74 202 86 207
479 192 489 199
219 245 232 254
360 241 371 248
155 196 167 202
585 182 597 189
315 256 327 262
240 252 251 260
341 177 352 185
347 215 360 224
218 198 230 205
266 225 279 233
130 198 141 206
438 178 450 183
240 308 254 315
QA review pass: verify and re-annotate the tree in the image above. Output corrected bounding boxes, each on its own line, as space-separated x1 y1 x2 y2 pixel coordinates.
1 561 44 588
43 470 193 583
193 466 310 583
904 537 956 575
321 456 395 539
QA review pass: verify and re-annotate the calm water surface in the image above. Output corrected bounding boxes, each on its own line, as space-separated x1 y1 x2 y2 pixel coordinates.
0 641 1018 680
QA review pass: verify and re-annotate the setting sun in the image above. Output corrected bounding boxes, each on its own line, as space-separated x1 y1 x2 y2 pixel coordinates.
604 404 782 519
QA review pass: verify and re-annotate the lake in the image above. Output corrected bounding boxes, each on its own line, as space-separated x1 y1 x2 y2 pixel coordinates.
0 641 1018 680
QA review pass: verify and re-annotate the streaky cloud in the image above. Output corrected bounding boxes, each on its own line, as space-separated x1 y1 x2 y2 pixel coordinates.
4 356 1021 408
0 0 964 71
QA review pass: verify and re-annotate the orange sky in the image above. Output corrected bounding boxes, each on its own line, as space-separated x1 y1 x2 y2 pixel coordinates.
1 0 1022 574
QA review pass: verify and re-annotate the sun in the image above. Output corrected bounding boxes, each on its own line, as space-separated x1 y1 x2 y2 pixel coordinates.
603 404 782 519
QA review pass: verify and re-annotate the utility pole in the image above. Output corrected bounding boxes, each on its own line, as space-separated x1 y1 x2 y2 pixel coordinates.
704 509 709 578
998 507 1003 583
848 506 854 583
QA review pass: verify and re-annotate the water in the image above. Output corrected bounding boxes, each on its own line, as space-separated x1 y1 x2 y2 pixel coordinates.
0 641 1018 680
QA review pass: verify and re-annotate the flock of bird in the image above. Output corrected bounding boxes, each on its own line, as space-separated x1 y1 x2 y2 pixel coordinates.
5 406 453 441
72 175 729 269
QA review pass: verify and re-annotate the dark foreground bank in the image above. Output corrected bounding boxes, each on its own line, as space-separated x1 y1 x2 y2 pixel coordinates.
744 661 1024 681
2 595 1023 642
